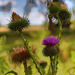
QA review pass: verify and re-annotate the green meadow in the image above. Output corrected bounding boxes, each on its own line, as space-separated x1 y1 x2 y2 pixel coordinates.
0 21 75 75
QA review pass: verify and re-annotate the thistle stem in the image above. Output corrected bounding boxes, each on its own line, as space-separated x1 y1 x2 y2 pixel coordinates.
54 55 59 75
50 56 55 75
23 60 29 75
50 56 58 75
47 65 51 75
57 15 62 40
19 30 46 75
47 58 51 75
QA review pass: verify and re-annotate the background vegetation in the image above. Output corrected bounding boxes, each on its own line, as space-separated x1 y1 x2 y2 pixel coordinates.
0 20 75 75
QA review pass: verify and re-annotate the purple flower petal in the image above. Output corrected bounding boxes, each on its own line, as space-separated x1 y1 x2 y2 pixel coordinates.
42 36 59 45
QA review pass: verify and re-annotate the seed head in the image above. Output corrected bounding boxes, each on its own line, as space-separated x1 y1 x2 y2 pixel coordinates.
12 46 35 63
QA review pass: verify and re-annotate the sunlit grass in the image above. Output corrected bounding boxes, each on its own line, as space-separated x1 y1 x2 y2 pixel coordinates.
0 22 75 75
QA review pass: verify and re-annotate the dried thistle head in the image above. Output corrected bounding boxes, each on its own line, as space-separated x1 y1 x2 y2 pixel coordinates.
12 12 22 21
12 46 36 63
60 2 67 9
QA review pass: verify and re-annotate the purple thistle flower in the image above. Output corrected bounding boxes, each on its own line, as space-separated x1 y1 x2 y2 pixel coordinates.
42 36 59 45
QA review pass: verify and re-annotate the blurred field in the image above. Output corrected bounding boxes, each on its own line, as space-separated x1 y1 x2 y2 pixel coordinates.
0 26 45 32
0 21 75 75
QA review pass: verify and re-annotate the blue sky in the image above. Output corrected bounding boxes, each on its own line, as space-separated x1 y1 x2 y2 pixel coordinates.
0 0 75 26
65 0 75 9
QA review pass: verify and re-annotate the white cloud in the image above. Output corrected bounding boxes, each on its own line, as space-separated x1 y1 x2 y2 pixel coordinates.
0 12 45 25
0 12 11 25
11 0 17 5
11 8 18 12
0 1 3 6
28 11 45 25
0 1 9 6
0 0 17 6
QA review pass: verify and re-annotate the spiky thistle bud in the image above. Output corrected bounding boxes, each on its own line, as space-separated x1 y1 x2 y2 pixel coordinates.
43 45 59 57
42 36 59 57
8 12 29 31
58 8 71 21
48 2 60 15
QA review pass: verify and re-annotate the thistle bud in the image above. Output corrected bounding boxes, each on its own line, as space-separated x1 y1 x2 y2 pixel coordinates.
48 2 60 15
43 45 59 57
42 36 59 57
58 8 71 21
8 12 29 31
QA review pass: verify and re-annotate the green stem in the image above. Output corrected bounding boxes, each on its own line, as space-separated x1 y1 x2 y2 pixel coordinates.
19 30 46 75
47 58 51 75
57 15 62 40
50 56 58 75
28 66 32 75
50 56 55 75
54 55 59 74
23 60 29 75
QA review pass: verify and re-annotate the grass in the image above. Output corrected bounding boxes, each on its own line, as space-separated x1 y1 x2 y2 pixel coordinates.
0 23 75 75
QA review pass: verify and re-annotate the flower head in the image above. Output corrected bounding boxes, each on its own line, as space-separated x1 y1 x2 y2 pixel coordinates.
42 36 59 46
42 46 59 57
48 2 60 15
8 12 29 31
58 8 71 21
12 46 35 63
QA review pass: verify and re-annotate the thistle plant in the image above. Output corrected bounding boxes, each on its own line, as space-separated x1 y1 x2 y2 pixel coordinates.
6 12 46 75
5 1 71 75
42 36 59 75
9 12 29 31
44 1 71 75
12 46 35 75
48 2 71 37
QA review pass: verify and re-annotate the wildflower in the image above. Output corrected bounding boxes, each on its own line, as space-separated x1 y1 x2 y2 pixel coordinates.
8 12 29 31
42 36 59 57
42 36 59 46
12 46 35 63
